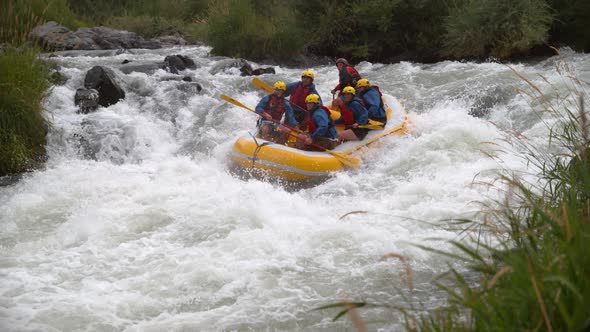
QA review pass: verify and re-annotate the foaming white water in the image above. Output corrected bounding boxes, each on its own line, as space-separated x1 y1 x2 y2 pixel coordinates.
1 46 588 331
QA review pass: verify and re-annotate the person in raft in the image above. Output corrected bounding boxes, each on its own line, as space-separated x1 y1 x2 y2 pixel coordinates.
296 94 339 150
330 58 361 97
284 70 322 126
335 86 370 142
356 78 387 126
255 81 298 144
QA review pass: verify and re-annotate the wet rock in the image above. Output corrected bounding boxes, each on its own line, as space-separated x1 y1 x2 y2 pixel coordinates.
182 76 192 82
119 63 161 75
84 66 125 107
48 49 129 58
251 67 275 76
468 86 512 118
239 62 254 76
209 58 250 75
156 34 187 46
74 88 100 113
177 82 202 94
163 54 197 74
121 59 131 64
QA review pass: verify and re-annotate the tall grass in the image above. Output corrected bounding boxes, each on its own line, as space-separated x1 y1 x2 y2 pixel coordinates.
0 47 49 176
0 1 53 176
403 59 590 330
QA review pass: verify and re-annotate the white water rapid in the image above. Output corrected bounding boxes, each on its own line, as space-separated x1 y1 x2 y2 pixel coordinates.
1 46 588 331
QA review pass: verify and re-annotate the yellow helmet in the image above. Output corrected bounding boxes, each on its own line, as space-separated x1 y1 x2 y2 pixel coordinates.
342 86 356 95
273 81 287 91
305 94 320 104
301 70 314 80
356 79 370 88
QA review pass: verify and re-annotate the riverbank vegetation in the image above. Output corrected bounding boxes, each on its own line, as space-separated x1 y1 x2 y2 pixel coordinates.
6 0 588 63
1 1 51 176
400 63 590 331
321 60 590 331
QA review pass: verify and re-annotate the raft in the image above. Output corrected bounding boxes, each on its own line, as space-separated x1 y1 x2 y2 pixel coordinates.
229 94 410 184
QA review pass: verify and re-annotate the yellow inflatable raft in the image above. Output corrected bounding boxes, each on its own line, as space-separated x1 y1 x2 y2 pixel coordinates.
229 95 410 184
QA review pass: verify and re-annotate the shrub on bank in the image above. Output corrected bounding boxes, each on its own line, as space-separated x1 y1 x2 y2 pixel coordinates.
443 0 553 58
207 0 304 61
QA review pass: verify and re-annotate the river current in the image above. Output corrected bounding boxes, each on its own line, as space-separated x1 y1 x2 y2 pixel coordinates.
1 46 588 331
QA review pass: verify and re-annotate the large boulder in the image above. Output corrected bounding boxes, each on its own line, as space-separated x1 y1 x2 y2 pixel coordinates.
84 66 125 107
29 21 86 50
163 55 197 74
75 26 161 50
74 88 100 113
29 22 162 51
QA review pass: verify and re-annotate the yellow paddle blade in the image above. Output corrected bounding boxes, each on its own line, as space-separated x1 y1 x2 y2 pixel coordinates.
368 119 384 126
220 94 256 113
251 78 274 94
327 150 361 169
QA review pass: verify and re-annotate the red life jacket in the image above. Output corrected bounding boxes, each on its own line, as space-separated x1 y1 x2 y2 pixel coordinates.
264 94 286 121
307 105 333 134
289 83 310 110
339 101 355 126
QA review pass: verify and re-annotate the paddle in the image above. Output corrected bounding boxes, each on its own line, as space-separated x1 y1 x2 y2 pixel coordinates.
220 94 361 169
251 77 384 129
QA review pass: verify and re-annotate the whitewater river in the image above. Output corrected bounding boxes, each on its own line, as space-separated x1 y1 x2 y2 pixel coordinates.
1 46 588 331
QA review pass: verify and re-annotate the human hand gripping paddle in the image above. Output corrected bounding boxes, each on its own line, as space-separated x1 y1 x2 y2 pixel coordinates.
251 78 383 130
220 94 361 169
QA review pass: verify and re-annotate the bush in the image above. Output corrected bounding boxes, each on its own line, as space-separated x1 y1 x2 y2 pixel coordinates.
207 0 304 60
0 48 49 176
443 0 553 58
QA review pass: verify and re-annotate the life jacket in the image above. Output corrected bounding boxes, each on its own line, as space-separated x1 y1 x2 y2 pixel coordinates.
339 65 361 89
264 94 286 121
339 100 356 126
289 82 311 110
308 105 334 134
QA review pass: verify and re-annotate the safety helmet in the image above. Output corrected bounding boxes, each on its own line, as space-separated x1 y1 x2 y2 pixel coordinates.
301 70 314 80
342 86 356 95
305 94 320 104
273 81 287 91
335 58 349 66
356 78 370 88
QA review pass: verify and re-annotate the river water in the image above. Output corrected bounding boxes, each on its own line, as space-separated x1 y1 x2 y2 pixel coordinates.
1 46 588 331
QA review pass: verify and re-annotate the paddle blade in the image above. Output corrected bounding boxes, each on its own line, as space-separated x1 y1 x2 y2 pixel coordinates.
327 150 361 169
368 119 384 126
252 78 274 94
220 94 256 113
